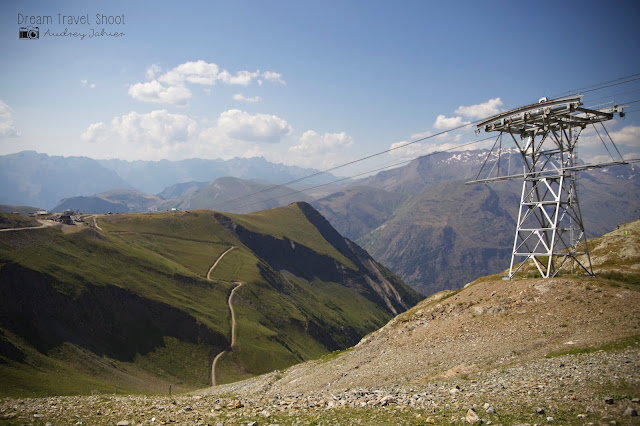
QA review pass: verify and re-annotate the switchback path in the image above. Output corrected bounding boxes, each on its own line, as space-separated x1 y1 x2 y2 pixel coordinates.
207 246 244 386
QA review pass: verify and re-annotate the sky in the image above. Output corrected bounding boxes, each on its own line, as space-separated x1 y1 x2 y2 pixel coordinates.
1 0 639 176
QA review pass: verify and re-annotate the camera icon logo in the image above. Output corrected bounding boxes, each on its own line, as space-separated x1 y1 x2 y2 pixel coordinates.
19 26 39 40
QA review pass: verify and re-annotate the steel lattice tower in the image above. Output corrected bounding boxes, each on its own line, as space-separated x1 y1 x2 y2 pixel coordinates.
469 95 626 279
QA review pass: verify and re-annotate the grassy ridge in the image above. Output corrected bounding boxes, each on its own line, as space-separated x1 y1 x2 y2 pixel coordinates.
0 206 410 395
224 204 357 270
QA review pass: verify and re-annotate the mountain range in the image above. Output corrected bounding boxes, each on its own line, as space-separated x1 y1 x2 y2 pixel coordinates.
52 177 311 214
0 151 335 210
2 149 638 296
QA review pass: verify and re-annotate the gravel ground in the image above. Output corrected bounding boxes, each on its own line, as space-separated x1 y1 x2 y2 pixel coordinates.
1 348 638 425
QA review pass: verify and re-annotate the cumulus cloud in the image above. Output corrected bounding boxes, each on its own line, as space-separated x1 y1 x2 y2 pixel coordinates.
81 108 297 161
0 100 19 138
281 130 355 169
158 60 221 86
455 97 503 119
82 110 199 160
218 109 292 143
217 70 260 86
290 130 353 155
608 125 640 146
129 60 285 106
433 114 468 130
81 122 108 143
233 93 262 103
574 123 638 153
128 80 192 106
110 110 198 147
81 79 96 89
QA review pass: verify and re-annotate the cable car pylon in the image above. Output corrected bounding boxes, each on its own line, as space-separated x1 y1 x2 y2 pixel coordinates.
468 95 627 279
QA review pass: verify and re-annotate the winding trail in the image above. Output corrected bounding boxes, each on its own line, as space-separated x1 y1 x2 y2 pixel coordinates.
207 246 244 386
207 246 235 280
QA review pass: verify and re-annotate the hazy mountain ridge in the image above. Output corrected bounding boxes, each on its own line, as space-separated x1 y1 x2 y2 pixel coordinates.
0 152 336 210
51 177 310 214
54 189 164 214
0 151 133 210
97 156 337 194
156 181 209 200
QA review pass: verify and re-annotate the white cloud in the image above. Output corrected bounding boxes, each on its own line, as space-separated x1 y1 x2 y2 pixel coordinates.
409 130 431 140
81 122 108 143
233 93 262 103
217 70 260 86
0 100 18 138
625 152 640 160
128 80 192 106
158 60 220 86
388 140 426 157
280 130 355 169
262 71 286 85
81 79 96 89
608 125 640 146
573 123 638 154
455 97 503 119
433 114 468 130
82 110 199 160
145 64 162 80
129 60 285 106
110 110 198 147
290 130 353 155
218 109 292 143
81 108 297 161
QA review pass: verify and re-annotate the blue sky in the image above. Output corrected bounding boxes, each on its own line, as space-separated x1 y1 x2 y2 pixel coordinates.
1 0 639 174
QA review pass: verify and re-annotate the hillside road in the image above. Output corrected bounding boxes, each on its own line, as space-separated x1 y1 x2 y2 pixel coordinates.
207 246 244 386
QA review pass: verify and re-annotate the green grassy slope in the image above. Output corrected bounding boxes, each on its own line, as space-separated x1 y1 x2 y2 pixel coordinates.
0 206 419 397
0 211 233 396
223 203 357 270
